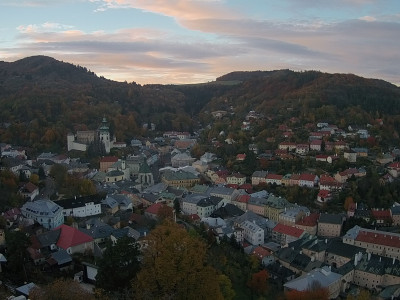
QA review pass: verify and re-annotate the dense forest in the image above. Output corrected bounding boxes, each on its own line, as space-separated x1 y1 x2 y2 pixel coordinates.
1 56 400 155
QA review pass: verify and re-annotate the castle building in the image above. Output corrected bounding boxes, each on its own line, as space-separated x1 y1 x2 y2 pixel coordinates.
67 117 119 154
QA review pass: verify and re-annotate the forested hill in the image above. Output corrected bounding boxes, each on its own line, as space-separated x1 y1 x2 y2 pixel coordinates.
0 56 400 153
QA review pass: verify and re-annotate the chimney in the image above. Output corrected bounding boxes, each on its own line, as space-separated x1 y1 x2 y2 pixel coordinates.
368 252 371 261
393 257 396 265
354 253 358 266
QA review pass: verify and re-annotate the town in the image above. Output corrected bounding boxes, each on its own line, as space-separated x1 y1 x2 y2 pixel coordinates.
1 113 400 300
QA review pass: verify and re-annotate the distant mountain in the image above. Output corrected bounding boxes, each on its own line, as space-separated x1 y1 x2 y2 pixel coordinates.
0 56 399 153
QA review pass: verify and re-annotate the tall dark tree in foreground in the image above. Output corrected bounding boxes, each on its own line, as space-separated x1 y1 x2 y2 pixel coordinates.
96 236 140 292
134 220 224 300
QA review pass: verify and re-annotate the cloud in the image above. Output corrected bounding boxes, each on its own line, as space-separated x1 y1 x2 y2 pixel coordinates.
91 0 239 20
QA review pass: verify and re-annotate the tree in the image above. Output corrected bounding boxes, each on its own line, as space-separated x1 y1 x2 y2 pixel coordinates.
5 230 30 281
173 198 181 215
344 196 354 211
29 173 40 185
247 269 269 296
135 220 224 300
96 236 140 292
29 279 96 300
49 164 68 188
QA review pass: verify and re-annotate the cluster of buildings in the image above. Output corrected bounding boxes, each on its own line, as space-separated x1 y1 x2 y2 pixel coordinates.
1 114 400 299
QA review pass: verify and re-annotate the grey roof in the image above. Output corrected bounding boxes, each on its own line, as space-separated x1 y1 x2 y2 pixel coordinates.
16 282 36 296
319 213 343 224
234 210 268 228
391 205 400 215
102 196 119 208
21 199 62 218
183 193 207 204
210 203 245 219
143 182 168 194
141 193 159 203
80 221 114 239
51 249 72 265
326 239 365 258
37 229 61 247
209 186 237 196
356 253 400 277
283 267 341 291
343 225 361 240
197 196 223 207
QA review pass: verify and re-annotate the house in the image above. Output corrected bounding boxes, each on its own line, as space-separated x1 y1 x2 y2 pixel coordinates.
209 186 240 205
317 190 332 204
226 173 246 185
284 266 342 299
240 220 264 245
295 144 309 155
182 194 206 215
21 199 64 229
251 170 268 185
295 213 319 235
265 194 293 222
272 223 305 246
171 152 196 167
298 173 318 188
279 205 310 226
161 170 200 188
80 218 114 244
54 224 94 255
99 156 119 172
278 142 296 151
388 162 400 178
58 194 102 218
236 153 246 161
101 195 120 214
265 173 283 185
18 182 39 200
318 213 343 237
391 205 400 226
145 203 172 220
371 209 392 226
196 196 224 218
251 246 275 266
247 196 268 216
319 175 342 191
310 139 323 151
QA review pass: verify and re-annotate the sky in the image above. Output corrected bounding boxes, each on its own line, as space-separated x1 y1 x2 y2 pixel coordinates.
0 0 399 85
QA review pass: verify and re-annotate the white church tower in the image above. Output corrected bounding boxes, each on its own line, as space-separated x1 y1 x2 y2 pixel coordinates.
99 117 111 154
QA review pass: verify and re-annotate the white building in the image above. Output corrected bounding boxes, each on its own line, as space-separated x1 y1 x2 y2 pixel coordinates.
240 220 264 245
57 195 102 218
21 199 64 229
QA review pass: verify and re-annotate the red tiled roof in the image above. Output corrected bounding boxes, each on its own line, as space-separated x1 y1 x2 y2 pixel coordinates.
389 162 400 169
189 214 200 221
100 156 118 163
237 194 251 203
290 174 301 180
299 173 316 182
318 190 331 198
311 139 323 145
356 230 400 248
24 182 38 193
226 184 239 189
371 209 392 220
54 224 93 250
319 175 336 183
266 174 283 180
296 213 319 227
273 223 304 238
252 246 272 260
145 203 164 215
